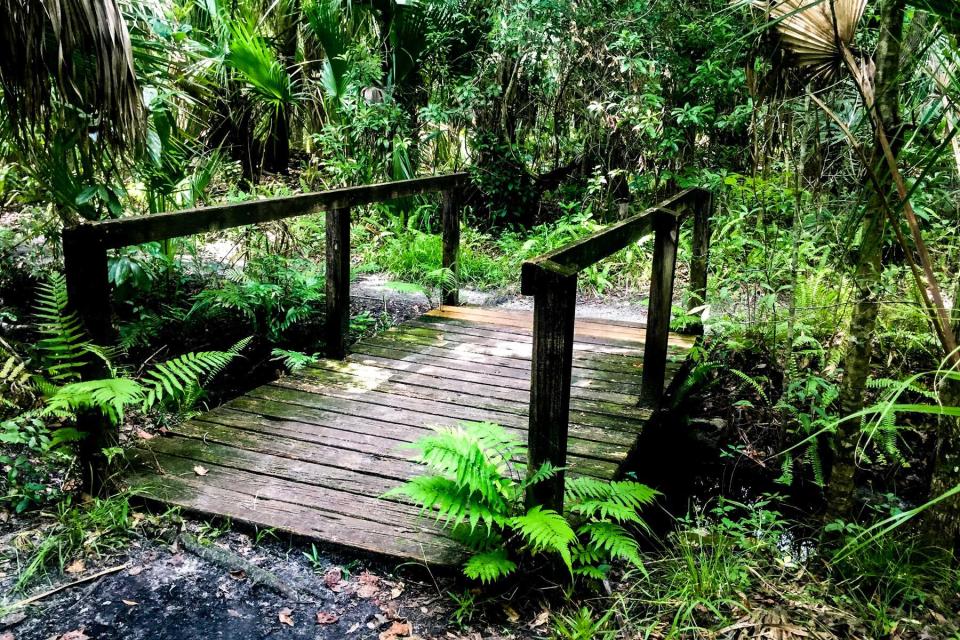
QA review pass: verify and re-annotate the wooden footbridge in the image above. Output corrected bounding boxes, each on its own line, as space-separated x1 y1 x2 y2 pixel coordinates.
63 174 712 566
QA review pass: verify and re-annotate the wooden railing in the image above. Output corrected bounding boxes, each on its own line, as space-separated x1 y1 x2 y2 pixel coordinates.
62 173 469 489
521 188 713 510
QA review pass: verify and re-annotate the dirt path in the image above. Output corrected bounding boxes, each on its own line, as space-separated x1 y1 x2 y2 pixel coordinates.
2 520 541 640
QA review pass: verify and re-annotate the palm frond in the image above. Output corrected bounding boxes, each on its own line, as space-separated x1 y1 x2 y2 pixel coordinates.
0 0 144 148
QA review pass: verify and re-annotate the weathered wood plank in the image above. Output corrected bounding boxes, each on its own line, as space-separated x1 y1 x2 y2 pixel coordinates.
425 306 696 348
302 359 648 420
91 173 468 249
289 364 651 428
239 386 629 467
127 451 464 564
362 333 646 379
520 189 699 294
339 350 641 405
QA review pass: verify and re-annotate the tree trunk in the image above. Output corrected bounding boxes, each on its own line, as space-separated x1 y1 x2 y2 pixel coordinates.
829 0 907 520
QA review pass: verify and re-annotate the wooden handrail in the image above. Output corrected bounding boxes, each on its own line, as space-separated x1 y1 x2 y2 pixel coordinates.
522 187 712 511
62 173 468 492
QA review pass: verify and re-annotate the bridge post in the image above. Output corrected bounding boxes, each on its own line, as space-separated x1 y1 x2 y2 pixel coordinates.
686 190 713 336
326 207 351 359
641 210 679 406
62 224 116 494
526 269 577 512
441 190 460 306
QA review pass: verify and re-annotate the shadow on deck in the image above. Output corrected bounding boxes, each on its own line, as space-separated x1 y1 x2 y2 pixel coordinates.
125 306 693 566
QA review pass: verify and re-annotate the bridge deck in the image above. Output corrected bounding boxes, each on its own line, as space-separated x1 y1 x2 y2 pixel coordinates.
125 306 693 566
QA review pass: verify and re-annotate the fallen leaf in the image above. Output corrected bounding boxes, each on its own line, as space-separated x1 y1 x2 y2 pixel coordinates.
65 559 86 574
347 622 361 633
0 632 13 640
278 607 294 627
316 611 339 625
530 609 550 628
503 604 519 623
122 599 139 606
389 581 404 599
193 465 208 476
128 566 143 576
324 567 343 590
227 609 243 618
356 571 380 598
135 428 154 440
229 569 246 581
56 631 91 640
379 620 411 640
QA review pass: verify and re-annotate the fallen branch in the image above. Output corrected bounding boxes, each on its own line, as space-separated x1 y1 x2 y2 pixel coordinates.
6 564 127 611
177 533 302 600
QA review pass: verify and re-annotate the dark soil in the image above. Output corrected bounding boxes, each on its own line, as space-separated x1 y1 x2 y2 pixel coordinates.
2 517 542 640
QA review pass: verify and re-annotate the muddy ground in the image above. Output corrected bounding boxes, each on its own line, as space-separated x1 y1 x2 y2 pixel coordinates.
1 516 547 640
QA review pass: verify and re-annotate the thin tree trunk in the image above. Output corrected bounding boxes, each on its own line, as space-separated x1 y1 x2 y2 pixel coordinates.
830 0 907 520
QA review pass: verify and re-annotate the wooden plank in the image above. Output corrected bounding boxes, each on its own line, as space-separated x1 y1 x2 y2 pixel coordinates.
145 427 411 496
395 323 645 358
127 451 463 564
425 306 696 348
294 360 650 433
339 350 642 405
348 342 650 393
200 402 618 478
520 189 700 294
325 207 351 359
641 211 680 405
362 333 646 378
526 271 577 511
441 190 460 306
409 316 652 352
239 385 629 467
303 359 647 420
435 304 652 331
90 173 468 249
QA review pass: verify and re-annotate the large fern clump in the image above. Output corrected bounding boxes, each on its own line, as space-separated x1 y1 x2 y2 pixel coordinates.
386 421 658 584
8 275 251 438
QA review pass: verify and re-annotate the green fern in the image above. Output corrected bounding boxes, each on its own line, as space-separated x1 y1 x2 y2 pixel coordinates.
389 421 656 584
463 548 517 584
44 378 144 425
140 337 251 411
32 274 92 382
578 521 643 568
510 506 576 573
271 348 320 373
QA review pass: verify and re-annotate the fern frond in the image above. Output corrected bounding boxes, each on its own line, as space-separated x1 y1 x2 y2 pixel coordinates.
43 378 145 425
271 348 320 373
384 476 507 532
33 274 91 382
578 521 643 568
510 506 576 574
140 339 249 411
463 548 517 584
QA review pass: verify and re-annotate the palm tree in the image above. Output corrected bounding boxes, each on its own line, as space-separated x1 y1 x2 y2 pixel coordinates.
0 0 144 223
